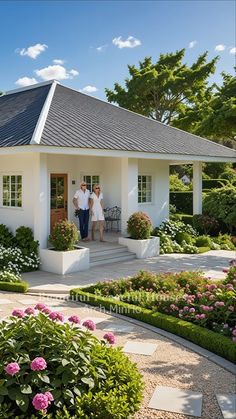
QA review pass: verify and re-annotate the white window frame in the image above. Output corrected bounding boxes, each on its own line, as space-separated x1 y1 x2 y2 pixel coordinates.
0 173 23 209
138 174 153 204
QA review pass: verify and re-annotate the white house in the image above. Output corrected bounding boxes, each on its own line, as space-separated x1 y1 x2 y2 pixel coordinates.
0 80 235 252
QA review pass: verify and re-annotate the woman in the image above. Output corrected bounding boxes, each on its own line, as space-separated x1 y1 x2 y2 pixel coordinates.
90 184 105 242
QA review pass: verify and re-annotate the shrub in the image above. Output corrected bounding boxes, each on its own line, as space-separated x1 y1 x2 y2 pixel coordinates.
193 214 220 235
175 232 192 245
170 191 193 214
49 220 79 251
0 271 22 283
0 307 143 417
15 227 39 257
203 186 236 232
178 214 194 226
0 281 28 293
0 224 14 248
0 246 40 275
169 174 189 191
202 179 229 189
195 235 213 248
214 233 236 250
127 212 152 240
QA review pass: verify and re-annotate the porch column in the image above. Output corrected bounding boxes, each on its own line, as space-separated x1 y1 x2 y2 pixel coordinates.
121 157 138 233
33 153 49 248
193 161 202 214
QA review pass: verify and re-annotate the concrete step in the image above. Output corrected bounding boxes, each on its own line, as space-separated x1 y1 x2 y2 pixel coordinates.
90 253 136 267
90 246 129 257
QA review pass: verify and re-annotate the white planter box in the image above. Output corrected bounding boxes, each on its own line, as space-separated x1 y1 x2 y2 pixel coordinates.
119 236 160 259
40 246 89 274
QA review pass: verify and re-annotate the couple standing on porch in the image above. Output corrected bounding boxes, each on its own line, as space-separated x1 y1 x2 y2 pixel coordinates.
73 181 105 242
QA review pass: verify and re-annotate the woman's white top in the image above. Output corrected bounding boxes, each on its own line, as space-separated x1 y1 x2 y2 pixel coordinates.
90 192 104 221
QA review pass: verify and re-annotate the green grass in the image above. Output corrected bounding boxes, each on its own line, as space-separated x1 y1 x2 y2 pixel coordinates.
70 288 236 364
197 246 211 253
0 281 28 293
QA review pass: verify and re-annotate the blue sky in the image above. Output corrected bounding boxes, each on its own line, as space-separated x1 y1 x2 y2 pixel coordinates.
0 0 235 99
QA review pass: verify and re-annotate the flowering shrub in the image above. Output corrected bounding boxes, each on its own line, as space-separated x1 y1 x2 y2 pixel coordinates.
193 214 219 235
0 306 143 417
0 271 22 283
84 269 236 344
0 245 40 274
49 220 79 251
127 212 152 240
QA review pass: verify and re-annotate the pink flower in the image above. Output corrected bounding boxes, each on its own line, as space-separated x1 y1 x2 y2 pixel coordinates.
32 393 49 411
68 315 80 324
44 392 54 402
232 329 236 336
41 307 52 315
82 319 96 331
31 357 47 371
209 284 217 291
232 337 236 343
183 306 189 312
12 309 25 318
223 324 229 329
49 311 64 322
189 308 195 313
4 362 20 376
228 306 234 312
215 301 225 308
35 303 47 311
24 307 35 315
196 293 202 299
103 332 116 344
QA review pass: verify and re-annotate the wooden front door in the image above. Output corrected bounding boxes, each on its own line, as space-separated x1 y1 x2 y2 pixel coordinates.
50 174 68 230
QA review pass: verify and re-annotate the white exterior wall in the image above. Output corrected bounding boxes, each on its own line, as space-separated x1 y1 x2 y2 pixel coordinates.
138 159 170 227
0 153 36 233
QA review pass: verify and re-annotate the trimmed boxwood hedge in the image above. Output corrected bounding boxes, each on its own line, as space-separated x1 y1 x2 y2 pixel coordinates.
202 179 229 189
70 289 236 364
0 281 28 293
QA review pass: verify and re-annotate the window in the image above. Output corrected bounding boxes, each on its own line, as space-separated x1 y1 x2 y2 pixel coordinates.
2 175 22 207
138 175 152 203
83 175 100 192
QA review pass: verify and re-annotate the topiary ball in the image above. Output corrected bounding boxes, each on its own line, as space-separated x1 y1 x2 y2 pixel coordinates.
127 212 152 240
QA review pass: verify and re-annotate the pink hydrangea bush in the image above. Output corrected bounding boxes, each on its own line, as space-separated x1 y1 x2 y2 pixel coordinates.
0 306 142 417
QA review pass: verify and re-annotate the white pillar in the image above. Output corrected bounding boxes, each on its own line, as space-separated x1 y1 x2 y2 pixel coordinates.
193 161 202 214
33 153 49 248
121 157 138 233
154 161 170 225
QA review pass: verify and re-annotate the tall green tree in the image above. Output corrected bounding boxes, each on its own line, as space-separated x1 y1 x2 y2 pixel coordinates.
105 49 218 124
174 72 236 147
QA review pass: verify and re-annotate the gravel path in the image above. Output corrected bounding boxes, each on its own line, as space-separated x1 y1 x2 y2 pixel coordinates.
0 292 235 419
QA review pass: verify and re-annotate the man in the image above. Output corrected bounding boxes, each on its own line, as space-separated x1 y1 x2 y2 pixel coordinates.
73 182 90 241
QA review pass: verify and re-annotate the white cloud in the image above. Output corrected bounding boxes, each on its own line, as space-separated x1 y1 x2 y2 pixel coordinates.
35 65 79 81
112 36 141 49
53 59 65 64
18 43 48 59
188 40 197 49
96 44 108 52
69 69 79 76
80 85 98 94
15 77 38 87
229 47 236 54
215 44 226 51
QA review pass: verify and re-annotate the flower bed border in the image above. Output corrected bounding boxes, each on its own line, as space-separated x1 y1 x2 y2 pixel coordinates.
70 289 236 364
0 281 28 293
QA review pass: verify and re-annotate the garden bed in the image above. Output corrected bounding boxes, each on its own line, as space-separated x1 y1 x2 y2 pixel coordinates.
70 269 236 363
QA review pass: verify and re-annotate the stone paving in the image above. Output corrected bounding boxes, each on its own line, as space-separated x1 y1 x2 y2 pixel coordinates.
22 250 235 294
0 292 235 419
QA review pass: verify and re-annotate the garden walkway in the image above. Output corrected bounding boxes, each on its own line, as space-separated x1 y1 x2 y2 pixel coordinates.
22 250 235 294
0 292 235 419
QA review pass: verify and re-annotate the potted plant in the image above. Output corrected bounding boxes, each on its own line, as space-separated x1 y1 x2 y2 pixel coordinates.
119 212 160 258
40 220 89 274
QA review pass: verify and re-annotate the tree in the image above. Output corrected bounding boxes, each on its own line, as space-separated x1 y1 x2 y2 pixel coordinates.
174 72 236 148
203 186 236 232
105 49 218 124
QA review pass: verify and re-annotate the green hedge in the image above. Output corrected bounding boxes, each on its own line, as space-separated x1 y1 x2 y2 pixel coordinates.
170 191 193 214
176 214 194 225
70 289 236 364
0 281 28 293
202 179 229 189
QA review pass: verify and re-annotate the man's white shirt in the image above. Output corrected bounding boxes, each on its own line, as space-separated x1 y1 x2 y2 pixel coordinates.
74 189 90 210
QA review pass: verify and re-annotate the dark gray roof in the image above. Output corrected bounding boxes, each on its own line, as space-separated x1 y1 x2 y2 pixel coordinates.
1 81 236 159
0 84 51 147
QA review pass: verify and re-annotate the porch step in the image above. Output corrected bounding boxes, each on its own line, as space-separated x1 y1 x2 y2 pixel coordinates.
89 244 136 267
